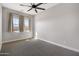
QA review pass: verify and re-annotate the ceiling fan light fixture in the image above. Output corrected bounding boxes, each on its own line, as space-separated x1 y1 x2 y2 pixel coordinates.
20 3 46 13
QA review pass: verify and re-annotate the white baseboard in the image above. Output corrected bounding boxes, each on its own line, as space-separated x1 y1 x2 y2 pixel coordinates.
39 39 79 53
2 37 32 44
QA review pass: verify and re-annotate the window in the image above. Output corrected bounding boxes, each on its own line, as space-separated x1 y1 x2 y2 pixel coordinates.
13 14 19 32
8 13 32 32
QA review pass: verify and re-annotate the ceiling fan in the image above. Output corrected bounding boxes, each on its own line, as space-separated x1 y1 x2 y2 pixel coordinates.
20 3 46 13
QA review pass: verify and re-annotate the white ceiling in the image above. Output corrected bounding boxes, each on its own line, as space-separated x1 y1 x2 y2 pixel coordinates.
2 3 58 15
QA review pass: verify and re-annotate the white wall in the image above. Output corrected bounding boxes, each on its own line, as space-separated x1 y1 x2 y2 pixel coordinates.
2 7 34 43
0 4 2 50
35 3 79 52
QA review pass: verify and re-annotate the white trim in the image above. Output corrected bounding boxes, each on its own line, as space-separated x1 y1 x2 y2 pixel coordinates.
39 39 79 53
2 37 32 44
2 38 25 44
0 5 2 51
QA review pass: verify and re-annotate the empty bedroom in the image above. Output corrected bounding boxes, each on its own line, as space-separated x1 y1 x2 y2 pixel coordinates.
0 3 79 56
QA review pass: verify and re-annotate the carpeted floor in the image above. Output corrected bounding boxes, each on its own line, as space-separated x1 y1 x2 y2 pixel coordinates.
0 39 79 56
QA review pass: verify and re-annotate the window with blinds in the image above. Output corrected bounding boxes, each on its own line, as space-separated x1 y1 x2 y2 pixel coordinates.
8 13 31 32
13 14 19 32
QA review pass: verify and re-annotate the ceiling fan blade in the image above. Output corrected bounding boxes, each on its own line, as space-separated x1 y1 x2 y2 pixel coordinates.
36 7 45 10
20 4 32 7
36 3 43 7
27 8 32 11
35 9 38 13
